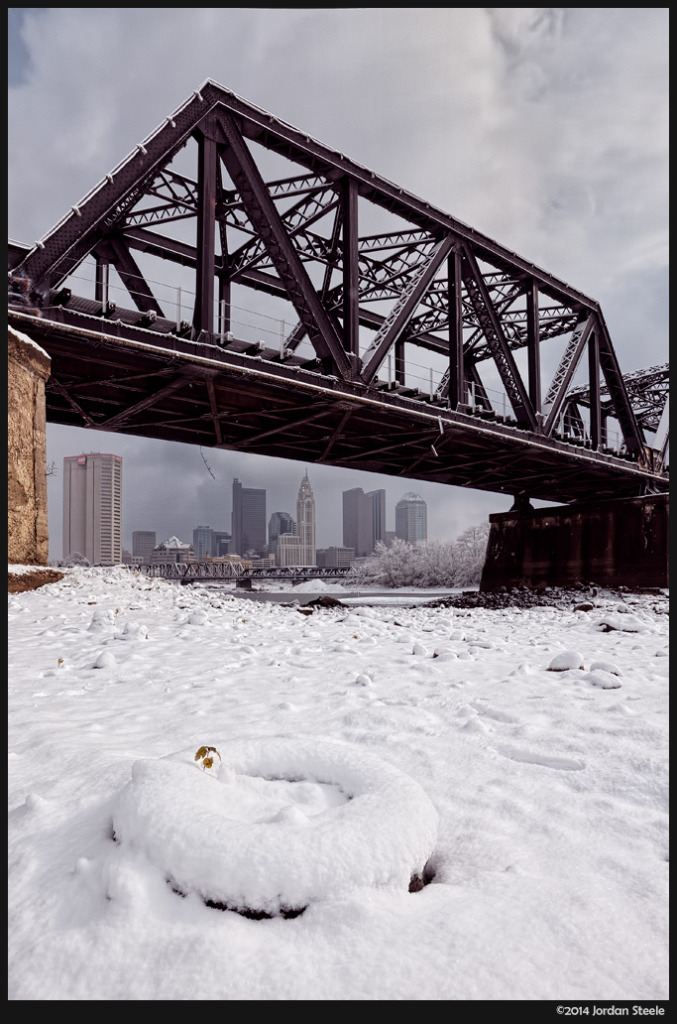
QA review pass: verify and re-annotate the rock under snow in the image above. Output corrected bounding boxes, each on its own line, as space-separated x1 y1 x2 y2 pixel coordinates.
547 650 585 671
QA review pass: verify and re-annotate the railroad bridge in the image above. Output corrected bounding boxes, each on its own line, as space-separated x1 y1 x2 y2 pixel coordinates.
8 80 668 586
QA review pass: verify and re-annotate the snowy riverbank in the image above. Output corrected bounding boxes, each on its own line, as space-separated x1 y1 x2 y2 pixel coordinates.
8 564 669 1000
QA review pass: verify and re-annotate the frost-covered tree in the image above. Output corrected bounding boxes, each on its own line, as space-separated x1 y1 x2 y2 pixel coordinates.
58 551 90 567
453 522 490 586
356 538 419 588
352 522 490 588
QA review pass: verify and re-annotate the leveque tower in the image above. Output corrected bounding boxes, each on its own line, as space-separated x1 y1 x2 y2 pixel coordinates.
296 471 316 567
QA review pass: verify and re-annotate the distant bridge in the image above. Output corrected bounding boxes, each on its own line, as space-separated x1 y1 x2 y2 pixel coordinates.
8 79 668 502
135 562 355 584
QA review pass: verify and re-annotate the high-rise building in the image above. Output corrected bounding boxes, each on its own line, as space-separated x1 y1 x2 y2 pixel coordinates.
192 525 213 559
395 492 427 543
62 453 122 564
268 512 296 552
273 475 316 566
132 531 156 563
296 472 316 566
342 487 386 557
211 531 231 557
231 478 266 556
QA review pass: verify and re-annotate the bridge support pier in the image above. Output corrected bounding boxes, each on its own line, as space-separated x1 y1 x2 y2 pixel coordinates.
480 493 669 591
8 326 51 565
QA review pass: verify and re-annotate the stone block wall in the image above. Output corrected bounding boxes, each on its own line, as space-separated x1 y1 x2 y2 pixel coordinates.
8 326 51 565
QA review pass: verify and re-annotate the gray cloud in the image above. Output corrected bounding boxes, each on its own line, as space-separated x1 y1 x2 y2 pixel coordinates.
10 8 668 558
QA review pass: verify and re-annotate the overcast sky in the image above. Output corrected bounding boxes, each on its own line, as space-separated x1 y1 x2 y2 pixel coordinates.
8 8 668 558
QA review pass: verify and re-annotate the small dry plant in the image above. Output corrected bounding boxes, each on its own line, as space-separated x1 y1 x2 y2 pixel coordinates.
195 745 222 771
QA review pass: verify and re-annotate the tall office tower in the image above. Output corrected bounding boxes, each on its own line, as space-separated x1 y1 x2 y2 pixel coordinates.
62 453 122 564
342 487 386 557
211 531 231 557
132 531 156 563
368 488 386 550
268 511 296 553
192 525 213 559
296 472 316 566
231 478 266 556
395 492 428 543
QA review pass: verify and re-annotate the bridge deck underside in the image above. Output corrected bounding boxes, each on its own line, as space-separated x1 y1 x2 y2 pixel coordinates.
21 308 665 505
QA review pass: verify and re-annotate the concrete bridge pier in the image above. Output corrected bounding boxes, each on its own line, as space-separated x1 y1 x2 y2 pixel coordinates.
480 493 669 591
8 326 51 565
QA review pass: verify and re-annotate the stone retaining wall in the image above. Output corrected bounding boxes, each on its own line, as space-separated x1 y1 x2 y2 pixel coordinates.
8 326 51 565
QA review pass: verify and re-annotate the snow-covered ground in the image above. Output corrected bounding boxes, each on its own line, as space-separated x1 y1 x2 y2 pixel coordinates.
8 565 669 1001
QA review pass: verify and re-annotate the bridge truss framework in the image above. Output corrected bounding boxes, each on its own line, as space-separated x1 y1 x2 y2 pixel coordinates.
8 80 668 501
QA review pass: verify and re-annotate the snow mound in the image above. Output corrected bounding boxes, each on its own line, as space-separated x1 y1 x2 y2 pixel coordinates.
94 650 116 669
88 609 117 631
584 670 622 690
290 579 346 593
117 621 149 641
593 614 652 633
547 650 584 671
113 737 439 916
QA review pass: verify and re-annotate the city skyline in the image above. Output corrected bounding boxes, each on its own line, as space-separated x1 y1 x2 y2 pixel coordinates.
126 474 428 559
57 452 439 565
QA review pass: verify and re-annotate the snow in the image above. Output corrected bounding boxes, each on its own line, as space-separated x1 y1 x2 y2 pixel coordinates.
7 564 669 1001
157 535 192 549
114 737 439 916
9 325 50 360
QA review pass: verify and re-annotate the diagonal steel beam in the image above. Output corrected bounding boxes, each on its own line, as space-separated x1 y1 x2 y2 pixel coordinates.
360 235 455 383
234 407 335 448
319 408 354 461
106 235 165 316
461 246 537 431
216 110 353 379
228 187 339 278
14 91 220 291
596 319 645 454
542 316 595 436
46 377 99 428
205 379 223 446
95 375 191 431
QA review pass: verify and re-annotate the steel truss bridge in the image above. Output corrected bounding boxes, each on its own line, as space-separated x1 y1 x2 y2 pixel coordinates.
134 562 355 583
8 80 668 502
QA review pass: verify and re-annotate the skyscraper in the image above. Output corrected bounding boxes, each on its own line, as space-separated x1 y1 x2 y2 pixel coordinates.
395 492 427 543
132 531 156 563
342 487 386 557
63 453 122 564
296 471 316 566
231 478 266 556
211 531 231 557
268 511 296 551
274 473 316 566
192 526 213 559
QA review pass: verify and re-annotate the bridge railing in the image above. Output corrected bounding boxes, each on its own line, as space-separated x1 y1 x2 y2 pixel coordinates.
130 561 357 581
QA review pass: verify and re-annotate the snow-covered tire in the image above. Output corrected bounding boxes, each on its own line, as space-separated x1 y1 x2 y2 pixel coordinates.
113 737 439 916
